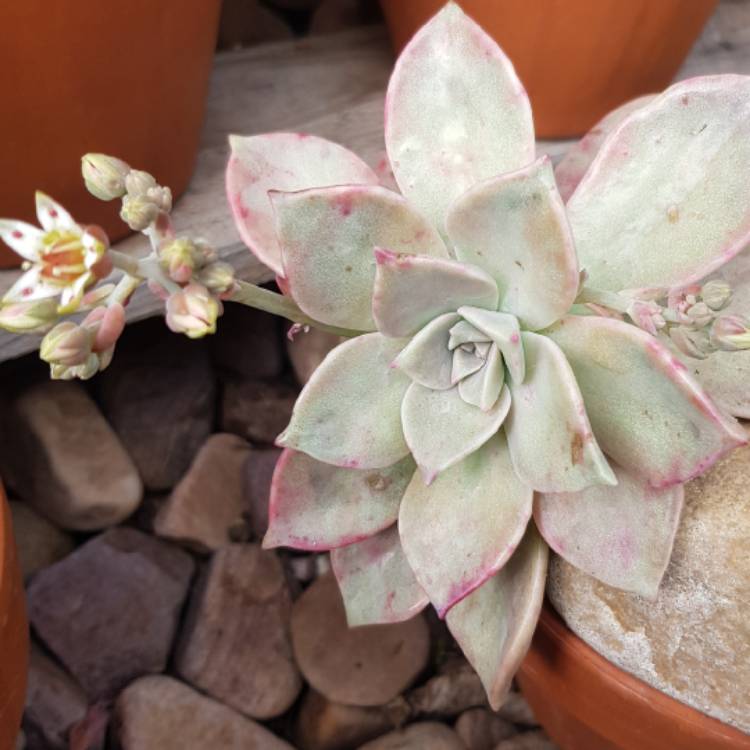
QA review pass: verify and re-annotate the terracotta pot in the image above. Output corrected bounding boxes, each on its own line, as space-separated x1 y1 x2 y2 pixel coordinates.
379 0 718 139
0 1 223 268
0 485 28 749
517 603 750 750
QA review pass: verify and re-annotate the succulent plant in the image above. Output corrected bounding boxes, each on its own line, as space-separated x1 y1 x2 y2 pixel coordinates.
225 3 750 706
3 0 750 711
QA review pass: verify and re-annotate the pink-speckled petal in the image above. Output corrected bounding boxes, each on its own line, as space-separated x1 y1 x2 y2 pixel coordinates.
568 76 750 292
447 157 579 331
227 133 379 275
689 255 750 418
535 462 684 599
331 525 428 626
505 332 616 493
272 184 447 331
446 524 548 710
35 191 77 232
399 433 532 618
385 3 534 234
555 95 658 202
372 250 499 338
0 220 43 261
391 312 460 390
264 449 415 551
277 332 411 469
401 383 510 484
546 315 747 488
2 266 59 303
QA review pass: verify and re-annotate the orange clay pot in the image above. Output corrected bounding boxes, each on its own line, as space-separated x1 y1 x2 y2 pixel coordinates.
379 0 718 139
0 484 28 750
0 0 222 268
517 603 750 750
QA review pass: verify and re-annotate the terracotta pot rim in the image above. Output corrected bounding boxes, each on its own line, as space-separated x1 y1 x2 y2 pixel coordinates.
520 600 749 746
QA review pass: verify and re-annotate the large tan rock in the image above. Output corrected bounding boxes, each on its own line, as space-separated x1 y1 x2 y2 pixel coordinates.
154 434 251 552
548 445 750 734
357 722 466 749
114 676 293 749
3 382 141 530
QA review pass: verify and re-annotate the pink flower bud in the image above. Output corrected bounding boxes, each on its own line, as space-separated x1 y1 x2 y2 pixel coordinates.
711 315 750 352
40 321 94 366
165 283 221 339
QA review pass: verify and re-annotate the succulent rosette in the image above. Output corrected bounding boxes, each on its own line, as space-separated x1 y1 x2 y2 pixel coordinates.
227 4 750 706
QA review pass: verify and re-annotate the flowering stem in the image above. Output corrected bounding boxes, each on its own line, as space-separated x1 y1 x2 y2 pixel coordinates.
108 250 141 277
229 281 360 337
576 285 681 325
109 274 141 306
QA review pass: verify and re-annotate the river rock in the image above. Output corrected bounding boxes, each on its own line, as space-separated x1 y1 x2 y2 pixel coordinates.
291 572 430 707
408 658 486 716
295 690 409 750
358 722 466 749
175 544 301 718
494 731 557 750
454 708 516 749
9 500 74 580
286 328 342 385
114 676 293 749
27 527 194 699
153 434 251 552
97 319 215 491
242 447 281 538
547 444 750 734
220 378 296 445
23 643 88 750
496 691 538 727
2 382 141 530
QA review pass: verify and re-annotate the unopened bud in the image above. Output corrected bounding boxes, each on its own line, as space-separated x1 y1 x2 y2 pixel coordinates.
124 170 157 197
669 326 712 360
0 298 58 333
195 261 236 296
81 154 131 201
711 314 750 352
626 299 665 336
145 185 172 213
160 238 199 283
166 283 221 339
40 321 94 366
700 279 732 311
684 301 714 329
120 195 159 231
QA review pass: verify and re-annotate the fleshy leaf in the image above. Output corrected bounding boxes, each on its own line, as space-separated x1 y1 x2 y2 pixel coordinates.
384 2 534 233
459 345 505 411
372 250 499 338
265 450 414 551
401 382 510 483
447 157 579 331
226 133 378 275
399 433 532 617
331 525 428 626
457 307 525 384
567 76 750 292
445 525 548 710
391 312 460 390
555 95 657 202
535 462 684 598
278 333 411 469
546 315 747 488
690 256 750 418
273 185 448 330
449 320 490 350
451 347 484 383
505 332 616 493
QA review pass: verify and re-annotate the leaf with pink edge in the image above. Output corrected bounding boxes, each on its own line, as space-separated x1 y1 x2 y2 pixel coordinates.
568 76 750 292
447 157 579 331
277 333 411 469
401 383 510 483
372 250 498 338
331 525 428 626
399 433 532 618
555 95 657 202
264 450 415 551
445 524 548 710
546 315 747 488
535 462 684 598
505 332 616 493
273 185 448 330
384 3 534 234
226 133 378 275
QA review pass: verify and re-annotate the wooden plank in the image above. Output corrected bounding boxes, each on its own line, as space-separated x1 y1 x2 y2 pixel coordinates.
3 2 750 362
